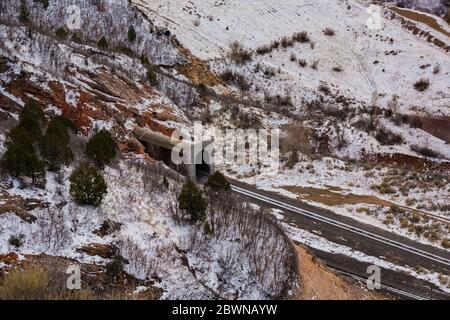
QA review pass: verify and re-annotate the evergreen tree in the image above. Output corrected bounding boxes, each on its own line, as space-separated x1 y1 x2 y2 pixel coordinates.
55 27 68 40
18 101 47 141
1 101 46 184
178 179 207 223
40 117 73 171
86 129 116 167
1 143 44 183
205 171 231 193
97 36 108 49
127 25 136 43
69 162 107 207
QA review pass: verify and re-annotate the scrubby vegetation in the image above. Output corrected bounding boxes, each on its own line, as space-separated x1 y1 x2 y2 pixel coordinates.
86 130 116 168
69 162 107 207
413 78 430 91
229 41 252 65
178 179 208 223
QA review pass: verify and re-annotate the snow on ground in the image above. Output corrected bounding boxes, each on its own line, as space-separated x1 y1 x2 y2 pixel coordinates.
133 0 450 115
270 208 450 293
0 158 282 299
225 156 450 249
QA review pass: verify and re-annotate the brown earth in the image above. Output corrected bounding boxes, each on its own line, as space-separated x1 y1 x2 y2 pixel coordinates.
295 246 388 300
389 7 450 52
366 153 450 172
283 186 391 207
173 40 222 87
391 7 450 38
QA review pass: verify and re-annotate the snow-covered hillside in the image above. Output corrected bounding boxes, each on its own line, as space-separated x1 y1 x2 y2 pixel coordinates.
133 0 449 115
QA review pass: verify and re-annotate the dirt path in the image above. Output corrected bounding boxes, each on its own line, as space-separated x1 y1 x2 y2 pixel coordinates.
294 246 387 300
391 7 450 38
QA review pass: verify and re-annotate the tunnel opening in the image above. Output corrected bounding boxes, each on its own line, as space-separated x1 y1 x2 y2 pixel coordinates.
143 142 187 175
196 150 212 180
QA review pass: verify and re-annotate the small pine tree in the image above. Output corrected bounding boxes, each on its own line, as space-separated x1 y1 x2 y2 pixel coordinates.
18 101 47 140
55 27 68 40
127 25 136 43
178 179 207 223
97 36 108 49
69 162 107 207
40 118 73 171
205 171 231 193
86 129 116 167
19 0 30 24
1 143 44 183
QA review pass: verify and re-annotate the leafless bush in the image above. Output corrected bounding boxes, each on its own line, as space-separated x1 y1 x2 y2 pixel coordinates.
229 41 252 65
433 64 441 74
290 53 297 62
311 59 319 69
413 78 430 91
256 45 271 55
293 31 310 43
282 122 313 164
202 198 298 299
323 27 336 36
193 19 201 27
34 206 72 253
281 36 294 48
410 145 440 158
115 237 159 280
318 83 330 95
220 70 251 92
298 59 307 68
375 128 404 145
264 92 293 107
332 65 343 72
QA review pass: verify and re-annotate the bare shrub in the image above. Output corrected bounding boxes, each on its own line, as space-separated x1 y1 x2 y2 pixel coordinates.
282 122 313 164
229 41 252 65
323 27 336 36
375 128 404 145
220 70 250 92
311 59 319 70
196 197 298 299
433 64 441 74
193 19 201 27
413 78 430 91
256 45 271 55
298 59 307 68
318 83 330 95
293 31 310 43
281 36 294 48
332 65 343 72
34 206 71 253
410 145 440 158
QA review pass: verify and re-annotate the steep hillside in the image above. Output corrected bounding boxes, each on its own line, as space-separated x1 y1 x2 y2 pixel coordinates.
0 0 298 299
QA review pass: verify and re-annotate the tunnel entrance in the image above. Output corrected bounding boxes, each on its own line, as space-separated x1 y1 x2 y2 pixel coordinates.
196 150 212 180
135 127 214 182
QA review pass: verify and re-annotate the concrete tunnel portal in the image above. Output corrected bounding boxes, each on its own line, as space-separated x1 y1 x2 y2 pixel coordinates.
134 127 214 181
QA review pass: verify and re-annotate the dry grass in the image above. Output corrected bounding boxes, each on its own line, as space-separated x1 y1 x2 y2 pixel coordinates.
0 266 93 300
